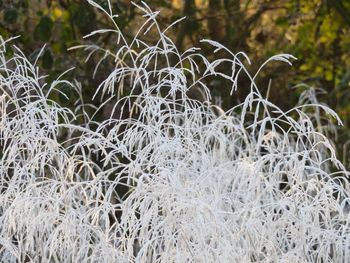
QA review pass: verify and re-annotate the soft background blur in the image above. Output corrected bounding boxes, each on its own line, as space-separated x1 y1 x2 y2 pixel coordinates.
1 0 350 164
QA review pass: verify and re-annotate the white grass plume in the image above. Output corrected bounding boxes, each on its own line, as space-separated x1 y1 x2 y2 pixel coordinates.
1 1 350 262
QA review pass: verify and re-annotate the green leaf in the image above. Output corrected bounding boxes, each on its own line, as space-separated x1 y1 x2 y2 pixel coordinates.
275 17 288 27
61 25 73 42
42 49 53 70
328 0 350 26
34 16 54 42
4 9 18 24
73 5 96 34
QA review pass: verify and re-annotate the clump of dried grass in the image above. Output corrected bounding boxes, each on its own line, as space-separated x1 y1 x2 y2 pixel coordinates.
0 2 350 262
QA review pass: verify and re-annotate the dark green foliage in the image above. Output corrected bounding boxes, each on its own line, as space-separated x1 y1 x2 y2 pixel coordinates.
42 48 53 69
1 0 350 165
34 16 54 42
4 9 17 24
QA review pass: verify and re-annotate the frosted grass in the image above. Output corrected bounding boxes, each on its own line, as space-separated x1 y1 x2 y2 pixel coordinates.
1 1 350 262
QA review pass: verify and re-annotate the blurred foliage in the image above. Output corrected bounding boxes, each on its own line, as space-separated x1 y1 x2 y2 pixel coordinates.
1 0 350 163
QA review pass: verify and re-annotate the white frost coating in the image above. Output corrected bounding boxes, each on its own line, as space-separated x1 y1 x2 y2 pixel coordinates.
0 1 350 262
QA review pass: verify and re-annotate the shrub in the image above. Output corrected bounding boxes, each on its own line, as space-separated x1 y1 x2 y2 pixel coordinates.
0 1 350 262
